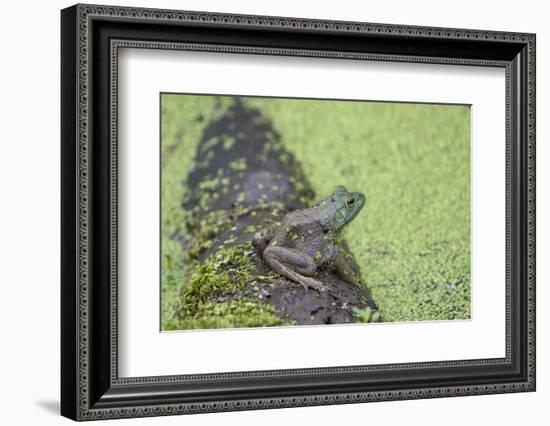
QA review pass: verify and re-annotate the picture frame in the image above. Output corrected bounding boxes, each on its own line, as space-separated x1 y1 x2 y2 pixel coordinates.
61 3 536 421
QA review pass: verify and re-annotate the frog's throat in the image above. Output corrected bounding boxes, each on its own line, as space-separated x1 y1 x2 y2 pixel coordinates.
333 208 348 227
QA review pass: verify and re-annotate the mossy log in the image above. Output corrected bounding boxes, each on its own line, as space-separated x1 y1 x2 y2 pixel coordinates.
173 99 381 328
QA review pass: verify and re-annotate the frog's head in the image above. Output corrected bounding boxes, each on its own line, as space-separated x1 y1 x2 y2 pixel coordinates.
326 185 366 229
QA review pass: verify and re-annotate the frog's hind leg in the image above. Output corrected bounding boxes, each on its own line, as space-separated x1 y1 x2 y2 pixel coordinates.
262 246 326 292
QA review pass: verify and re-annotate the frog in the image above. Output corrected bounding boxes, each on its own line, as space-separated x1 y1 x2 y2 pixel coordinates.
252 185 366 292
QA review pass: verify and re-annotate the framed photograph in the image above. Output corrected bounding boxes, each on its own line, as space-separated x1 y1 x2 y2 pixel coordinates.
61 4 536 421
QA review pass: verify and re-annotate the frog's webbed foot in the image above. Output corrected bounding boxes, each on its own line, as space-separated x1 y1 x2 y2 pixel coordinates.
262 246 326 293
298 276 327 293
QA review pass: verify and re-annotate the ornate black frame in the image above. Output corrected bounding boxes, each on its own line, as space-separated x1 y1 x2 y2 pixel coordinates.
61 3 536 421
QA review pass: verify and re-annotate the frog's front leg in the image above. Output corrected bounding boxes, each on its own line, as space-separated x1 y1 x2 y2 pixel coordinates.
332 246 362 286
252 224 277 253
262 246 326 292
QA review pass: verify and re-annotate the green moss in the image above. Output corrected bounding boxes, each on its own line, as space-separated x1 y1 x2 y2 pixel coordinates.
244 225 257 234
186 209 233 262
229 158 247 172
352 307 382 323
236 192 246 204
164 299 290 330
222 136 236 150
182 246 253 308
164 245 291 330
201 136 219 152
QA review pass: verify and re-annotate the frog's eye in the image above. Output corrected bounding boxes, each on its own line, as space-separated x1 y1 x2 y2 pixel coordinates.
345 197 355 208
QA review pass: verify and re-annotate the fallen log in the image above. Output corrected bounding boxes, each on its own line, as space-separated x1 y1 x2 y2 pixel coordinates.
172 98 381 329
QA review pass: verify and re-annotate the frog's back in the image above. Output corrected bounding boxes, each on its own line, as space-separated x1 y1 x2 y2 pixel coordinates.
274 209 326 255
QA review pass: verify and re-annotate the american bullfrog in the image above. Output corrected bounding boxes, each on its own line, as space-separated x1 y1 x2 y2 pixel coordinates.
253 185 366 292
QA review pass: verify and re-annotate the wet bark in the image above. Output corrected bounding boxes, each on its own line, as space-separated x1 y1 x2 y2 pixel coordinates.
177 98 381 325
